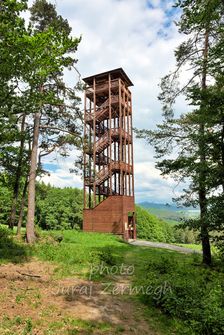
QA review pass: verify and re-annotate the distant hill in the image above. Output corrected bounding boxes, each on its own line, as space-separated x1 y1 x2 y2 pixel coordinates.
138 202 181 211
138 202 199 223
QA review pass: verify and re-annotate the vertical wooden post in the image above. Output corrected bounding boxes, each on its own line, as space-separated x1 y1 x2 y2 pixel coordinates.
123 88 127 196
127 90 131 196
109 74 112 195
119 79 122 195
88 98 92 208
130 93 134 196
114 141 116 193
83 90 87 209
93 77 96 207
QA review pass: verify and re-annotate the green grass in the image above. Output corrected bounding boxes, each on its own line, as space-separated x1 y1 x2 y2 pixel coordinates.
165 219 179 225
129 246 224 335
0 225 31 264
34 230 202 334
176 243 202 251
1 228 224 335
34 230 131 278
176 243 219 256
0 223 26 234
0 315 122 335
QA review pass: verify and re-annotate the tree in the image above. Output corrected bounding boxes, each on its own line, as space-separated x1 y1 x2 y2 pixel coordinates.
36 183 83 230
23 15 81 242
0 0 31 229
8 113 29 229
135 0 224 265
0 0 82 242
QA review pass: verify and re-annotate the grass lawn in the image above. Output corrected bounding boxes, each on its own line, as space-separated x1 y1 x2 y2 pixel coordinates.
34 230 131 278
0 227 223 335
175 243 202 251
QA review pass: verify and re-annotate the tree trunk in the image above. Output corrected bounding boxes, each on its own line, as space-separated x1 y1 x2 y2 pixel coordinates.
199 30 211 265
17 175 28 237
26 111 41 243
8 113 26 229
199 182 211 265
221 123 224 192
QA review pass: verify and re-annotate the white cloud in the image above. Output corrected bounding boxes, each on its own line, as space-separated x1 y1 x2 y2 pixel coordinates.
39 168 82 188
134 161 182 203
32 0 188 203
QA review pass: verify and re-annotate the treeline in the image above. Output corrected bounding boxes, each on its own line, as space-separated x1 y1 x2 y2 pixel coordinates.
0 181 83 231
36 184 83 230
135 0 224 265
0 0 82 242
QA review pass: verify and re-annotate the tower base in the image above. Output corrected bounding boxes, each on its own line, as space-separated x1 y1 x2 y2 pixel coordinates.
83 195 136 240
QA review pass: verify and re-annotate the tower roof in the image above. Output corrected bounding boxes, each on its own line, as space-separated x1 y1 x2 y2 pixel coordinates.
82 68 133 87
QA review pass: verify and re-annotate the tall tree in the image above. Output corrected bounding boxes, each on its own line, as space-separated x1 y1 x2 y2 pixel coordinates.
24 0 81 243
135 0 224 265
0 0 31 229
0 0 82 240
8 113 28 229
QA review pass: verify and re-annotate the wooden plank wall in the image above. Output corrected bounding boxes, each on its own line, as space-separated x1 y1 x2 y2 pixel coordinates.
83 195 135 236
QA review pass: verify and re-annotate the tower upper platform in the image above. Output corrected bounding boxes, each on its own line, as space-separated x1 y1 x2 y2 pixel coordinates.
83 68 134 87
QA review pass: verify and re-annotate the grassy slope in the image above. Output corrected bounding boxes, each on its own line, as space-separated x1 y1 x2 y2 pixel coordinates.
136 205 174 243
0 227 206 334
175 243 202 251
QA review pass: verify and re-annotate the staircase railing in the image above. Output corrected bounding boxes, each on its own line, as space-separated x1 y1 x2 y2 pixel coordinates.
86 95 120 124
84 128 132 155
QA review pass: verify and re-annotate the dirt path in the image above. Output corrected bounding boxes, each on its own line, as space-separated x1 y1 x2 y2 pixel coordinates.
129 239 202 254
0 260 158 335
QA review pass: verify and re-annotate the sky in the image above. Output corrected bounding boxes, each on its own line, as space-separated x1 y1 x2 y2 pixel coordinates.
31 0 188 204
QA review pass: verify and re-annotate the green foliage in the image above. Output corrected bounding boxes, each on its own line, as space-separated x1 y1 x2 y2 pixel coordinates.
136 205 199 244
36 183 83 230
0 177 12 225
30 0 71 34
135 0 224 264
139 254 224 335
0 0 82 236
173 227 198 244
136 205 175 243
34 230 128 278
0 225 31 264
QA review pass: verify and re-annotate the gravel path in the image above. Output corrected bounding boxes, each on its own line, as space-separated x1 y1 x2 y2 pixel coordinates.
129 239 202 254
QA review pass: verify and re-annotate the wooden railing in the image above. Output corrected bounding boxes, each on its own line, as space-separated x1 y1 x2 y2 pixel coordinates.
86 79 119 95
84 128 132 155
85 161 133 187
85 95 123 123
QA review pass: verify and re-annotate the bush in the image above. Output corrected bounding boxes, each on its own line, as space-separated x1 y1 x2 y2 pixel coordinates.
140 255 224 335
174 227 198 244
0 226 31 263
90 247 116 266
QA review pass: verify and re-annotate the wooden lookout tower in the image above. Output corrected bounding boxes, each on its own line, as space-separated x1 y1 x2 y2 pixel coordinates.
83 68 136 240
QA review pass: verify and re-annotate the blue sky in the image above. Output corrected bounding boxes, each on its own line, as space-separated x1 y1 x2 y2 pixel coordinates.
29 0 188 203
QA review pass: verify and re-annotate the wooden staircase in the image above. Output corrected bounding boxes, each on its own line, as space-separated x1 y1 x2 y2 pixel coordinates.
86 96 119 125
85 162 133 187
85 128 132 155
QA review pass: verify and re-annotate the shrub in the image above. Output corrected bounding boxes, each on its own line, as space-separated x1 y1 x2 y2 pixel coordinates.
0 226 31 263
140 255 224 335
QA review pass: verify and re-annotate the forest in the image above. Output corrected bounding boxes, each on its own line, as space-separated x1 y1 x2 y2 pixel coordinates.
1 0 224 334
